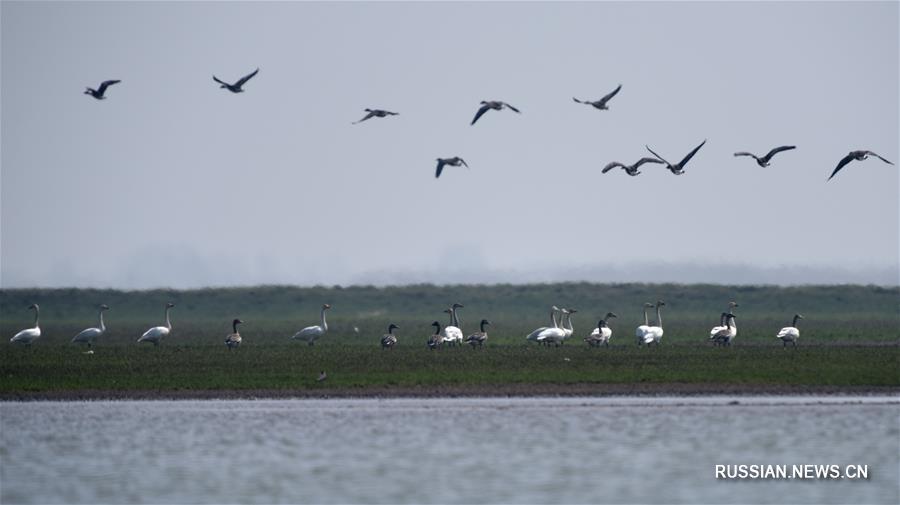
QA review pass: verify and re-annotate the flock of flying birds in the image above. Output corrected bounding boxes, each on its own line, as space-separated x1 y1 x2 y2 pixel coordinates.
83 71 894 181
7 300 805 352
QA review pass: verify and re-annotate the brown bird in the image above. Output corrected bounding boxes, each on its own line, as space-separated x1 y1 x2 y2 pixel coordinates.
435 157 469 178
213 68 259 93
827 150 894 181
646 140 707 175
471 101 520 125
602 157 663 176
84 80 121 100
573 84 622 110
734 146 796 167
352 108 399 124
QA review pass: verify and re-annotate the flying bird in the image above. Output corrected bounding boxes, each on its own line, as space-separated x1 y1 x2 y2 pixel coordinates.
646 140 707 175
352 108 399 124
734 146 796 167
471 101 520 125
435 157 468 178
573 84 622 110
213 68 259 93
601 157 663 176
827 150 894 181
84 80 121 100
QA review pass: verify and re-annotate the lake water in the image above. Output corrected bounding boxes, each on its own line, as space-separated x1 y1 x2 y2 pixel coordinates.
1 397 897 504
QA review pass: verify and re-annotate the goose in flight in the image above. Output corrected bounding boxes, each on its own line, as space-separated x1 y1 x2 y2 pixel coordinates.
225 319 243 350
776 314 804 347
213 68 259 93
465 319 491 348
138 302 175 346
435 157 468 178
734 146 796 167
471 100 520 125
602 157 663 176
353 108 399 124
827 150 894 181
10 304 41 345
72 304 110 349
573 84 622 110
646 140 707 175
84 80 121 100
292 304 332 346
381 323 399 349
585 312 617 347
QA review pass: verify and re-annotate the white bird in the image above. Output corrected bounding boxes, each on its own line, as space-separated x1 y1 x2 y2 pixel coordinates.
138 302 175 346
710 313 738 346
10 304 41 345
777 314 804 347
643 301 666 345
225 318 243 350
381 323 399 349
292 304 332 346
585 312 617 347
560 308 577 343
71 304 109 349
526 306 561 343
427 321 443 350
535 307 568 347
709 301 738 346
465 319 491 348
634 302 655 345
441 303 464 346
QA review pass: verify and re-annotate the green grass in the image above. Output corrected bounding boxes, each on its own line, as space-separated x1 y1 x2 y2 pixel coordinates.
1 344 897 394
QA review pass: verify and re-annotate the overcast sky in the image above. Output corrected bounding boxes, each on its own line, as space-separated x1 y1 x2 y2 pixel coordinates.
2 1 898 289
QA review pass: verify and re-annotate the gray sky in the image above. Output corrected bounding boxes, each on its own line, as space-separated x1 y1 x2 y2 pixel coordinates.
2 1 898 288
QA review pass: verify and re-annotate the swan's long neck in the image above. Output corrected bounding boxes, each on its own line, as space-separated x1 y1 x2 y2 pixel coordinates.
655 305 663 328
551 310 560 329
165 306 172 330
33 307 40 328
320 308 328 331
98 310 106 333
643 306 649 326
564 312 574 332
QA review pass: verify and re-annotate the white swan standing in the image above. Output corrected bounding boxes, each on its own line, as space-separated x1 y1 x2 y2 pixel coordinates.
292 304 332 346
440 303 464 346
642 301 665 346
709 301 738 346
526 306 561 342
634 302 655 345
710 313 738 346
10 304 41 345
225 318 243 350
381 323 399 349
465 319 491 348
138 302 175 346
777 314 804 347
586 312 617 347
72 304 109 349
560 308 577 343
535 307 567 347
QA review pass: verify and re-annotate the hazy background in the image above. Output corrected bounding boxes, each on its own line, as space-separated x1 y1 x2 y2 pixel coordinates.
2 1 898 289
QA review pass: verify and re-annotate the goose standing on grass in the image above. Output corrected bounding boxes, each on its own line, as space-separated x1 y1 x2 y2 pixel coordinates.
441 303 465 346
776 314 804 347
827 150 894 181
585 312 617 347
710 313 738 346
381 323 399 349
10 304 41 345
734 146 796 167
646 140 707 175
84 80 121 100
138 302 175 346
634 302 655 345
213 68 259 93
465 319 491 348
225 319 243 350
292 304 332 346
708 301 738 345
435 157 469 178
353 108 398 124
427 321 443 350
72 304 110 350
602 157 663 176
573 84 622 110
471 100 520 125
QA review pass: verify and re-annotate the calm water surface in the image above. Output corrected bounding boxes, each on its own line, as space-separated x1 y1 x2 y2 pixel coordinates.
1 396 897 504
